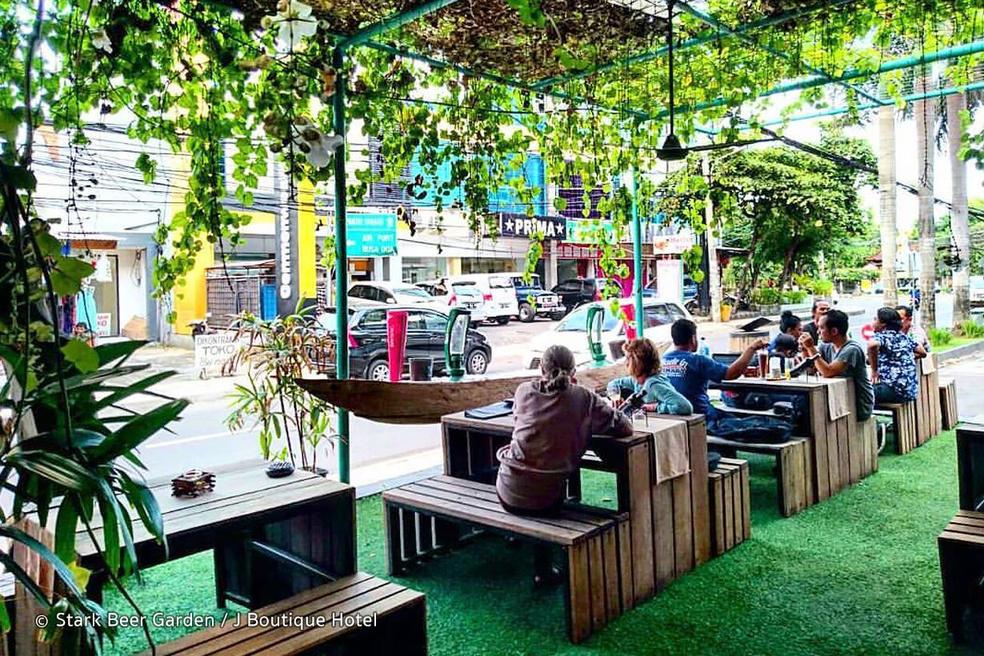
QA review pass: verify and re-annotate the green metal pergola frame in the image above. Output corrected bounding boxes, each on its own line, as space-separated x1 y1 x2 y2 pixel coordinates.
324 0 983 482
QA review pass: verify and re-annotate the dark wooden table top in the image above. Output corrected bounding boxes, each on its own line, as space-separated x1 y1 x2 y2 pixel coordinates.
60 459 352 561
442 411 690 448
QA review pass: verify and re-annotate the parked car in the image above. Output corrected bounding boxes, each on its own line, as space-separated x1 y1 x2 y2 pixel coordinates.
523 298 691 369
348 281 442 310
641 274 699 302
415 279 488 325
449 273 519 325
971 276 984 306
551 278 617 313
317 305 492 380
504 273 565 322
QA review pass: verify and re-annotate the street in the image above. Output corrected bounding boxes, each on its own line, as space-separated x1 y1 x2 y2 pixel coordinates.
125 292 971 487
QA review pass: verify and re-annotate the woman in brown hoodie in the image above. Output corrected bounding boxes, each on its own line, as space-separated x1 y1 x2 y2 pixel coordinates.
495 345 633 583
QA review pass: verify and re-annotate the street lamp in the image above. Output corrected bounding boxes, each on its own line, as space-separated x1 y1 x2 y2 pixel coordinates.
586 305 607 367
445 307 471 381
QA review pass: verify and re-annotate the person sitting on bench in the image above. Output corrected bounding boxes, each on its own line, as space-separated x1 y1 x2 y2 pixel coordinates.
896 304 931 352
662 319 767 417
867 306 927 404
769 310 803 355
798 309 874 421
606 338 693 416
496 344 633 585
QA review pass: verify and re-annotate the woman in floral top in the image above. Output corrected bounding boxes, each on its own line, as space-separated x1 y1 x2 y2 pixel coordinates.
866 307 927 404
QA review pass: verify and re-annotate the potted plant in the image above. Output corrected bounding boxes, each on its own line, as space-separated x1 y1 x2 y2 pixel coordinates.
226 304 336 476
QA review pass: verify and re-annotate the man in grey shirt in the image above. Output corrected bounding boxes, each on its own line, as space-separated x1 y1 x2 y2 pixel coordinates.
798 309 874 421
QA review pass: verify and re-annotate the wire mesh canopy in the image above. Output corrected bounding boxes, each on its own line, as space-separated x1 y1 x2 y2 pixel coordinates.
223 0 984 124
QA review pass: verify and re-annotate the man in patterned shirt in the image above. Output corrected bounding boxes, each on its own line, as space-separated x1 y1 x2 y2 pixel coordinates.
867 307 927 404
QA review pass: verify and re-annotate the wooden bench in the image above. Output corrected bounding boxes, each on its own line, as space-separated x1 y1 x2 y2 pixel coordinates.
875 402 918 454
939 511 984 643
708 458 751 556
707 436 814 517
145 572 426 656
382 475 629 644
940 379 959 430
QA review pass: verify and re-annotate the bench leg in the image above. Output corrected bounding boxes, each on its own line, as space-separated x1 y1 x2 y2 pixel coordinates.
778 442 808 517
566 541 592 644
384 501 406 576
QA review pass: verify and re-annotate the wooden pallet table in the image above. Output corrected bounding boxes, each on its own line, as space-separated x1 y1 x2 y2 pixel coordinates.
440 411 710 607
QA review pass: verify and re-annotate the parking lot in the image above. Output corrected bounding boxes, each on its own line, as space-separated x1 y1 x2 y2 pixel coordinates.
474 314 562 373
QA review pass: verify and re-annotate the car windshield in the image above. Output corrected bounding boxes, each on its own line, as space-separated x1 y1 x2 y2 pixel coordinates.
511 274 541 288
556 304 619 332
393 286 433 301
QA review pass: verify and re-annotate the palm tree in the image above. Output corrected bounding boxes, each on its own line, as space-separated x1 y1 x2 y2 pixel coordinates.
914 71 937 330
948 91 970 324
878 102 898 307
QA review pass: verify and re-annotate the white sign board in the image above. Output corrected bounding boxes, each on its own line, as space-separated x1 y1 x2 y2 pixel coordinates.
95 313 112 337
656 259 684 302
194 333 247 378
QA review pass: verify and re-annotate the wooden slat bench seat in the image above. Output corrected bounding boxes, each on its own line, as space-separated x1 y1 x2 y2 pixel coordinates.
145 573 426 656
875 402 918 454
939 511 984 643
708 458 751 556
940 379 959 430
707 436 814 517
382 475 629 644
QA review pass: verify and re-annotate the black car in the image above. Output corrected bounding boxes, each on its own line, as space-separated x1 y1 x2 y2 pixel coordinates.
317 306 491 381
551 278 616 314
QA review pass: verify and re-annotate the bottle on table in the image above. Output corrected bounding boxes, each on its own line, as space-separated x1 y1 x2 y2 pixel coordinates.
698 336 711 357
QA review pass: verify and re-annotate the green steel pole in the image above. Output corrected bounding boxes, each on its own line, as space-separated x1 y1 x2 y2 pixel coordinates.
761 80 984 126
332 45 350 483
630 167 644 338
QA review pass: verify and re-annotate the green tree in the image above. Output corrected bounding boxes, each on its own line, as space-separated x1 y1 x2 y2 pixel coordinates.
660 131 877 292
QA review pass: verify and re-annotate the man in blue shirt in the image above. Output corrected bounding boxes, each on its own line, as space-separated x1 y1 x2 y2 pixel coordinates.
662 319 768 416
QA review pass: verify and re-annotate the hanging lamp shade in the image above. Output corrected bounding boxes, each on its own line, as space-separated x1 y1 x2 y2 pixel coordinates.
657 133 687 161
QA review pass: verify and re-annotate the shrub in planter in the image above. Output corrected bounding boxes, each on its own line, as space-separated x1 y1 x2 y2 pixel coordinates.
929 327 953 348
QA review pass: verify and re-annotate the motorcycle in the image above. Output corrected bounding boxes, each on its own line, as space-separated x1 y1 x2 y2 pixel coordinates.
188 313 217 338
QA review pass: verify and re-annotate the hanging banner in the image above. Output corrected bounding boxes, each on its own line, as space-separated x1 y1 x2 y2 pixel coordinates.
498 213 567 240
653 233 695 255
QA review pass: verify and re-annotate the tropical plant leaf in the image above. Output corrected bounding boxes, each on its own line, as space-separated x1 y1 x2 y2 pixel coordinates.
91 399 188 462
0 525 88 600
55 497 80 563
61 339 100 373
94 339 147 366
5 450 99 492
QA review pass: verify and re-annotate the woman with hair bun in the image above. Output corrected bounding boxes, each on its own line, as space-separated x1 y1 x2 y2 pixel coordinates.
496 344 632 516
769 310 803 355
496 344 633 586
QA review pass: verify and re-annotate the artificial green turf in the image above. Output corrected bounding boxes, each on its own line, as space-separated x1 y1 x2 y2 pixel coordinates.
103 433 974 655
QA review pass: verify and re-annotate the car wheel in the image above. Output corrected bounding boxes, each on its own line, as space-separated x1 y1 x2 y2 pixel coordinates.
519 303 535 323
367 359 390 381
550 311 565 321
466 349 489 374
495 316 510 325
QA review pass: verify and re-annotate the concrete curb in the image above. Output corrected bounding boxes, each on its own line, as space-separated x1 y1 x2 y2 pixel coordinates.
938 339 984 365
355 465 442 499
